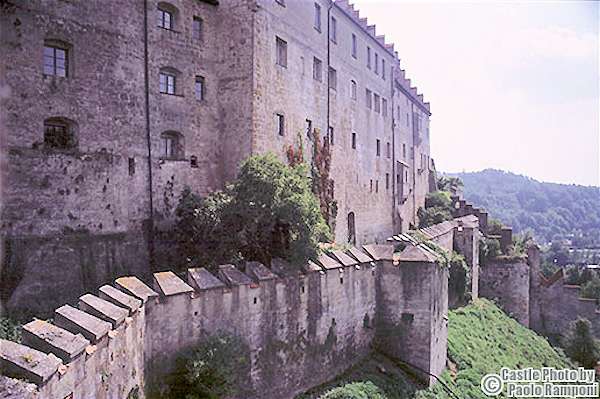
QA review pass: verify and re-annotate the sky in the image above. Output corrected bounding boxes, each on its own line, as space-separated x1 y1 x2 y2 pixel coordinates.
353 0 599 186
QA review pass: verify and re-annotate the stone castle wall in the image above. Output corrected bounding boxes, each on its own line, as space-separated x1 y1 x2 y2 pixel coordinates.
0 244 448 399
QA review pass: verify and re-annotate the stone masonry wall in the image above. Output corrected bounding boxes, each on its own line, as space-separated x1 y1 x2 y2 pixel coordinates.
0 244 448 398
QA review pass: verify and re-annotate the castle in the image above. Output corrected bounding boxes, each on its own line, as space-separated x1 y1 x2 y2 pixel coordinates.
0 0 434 317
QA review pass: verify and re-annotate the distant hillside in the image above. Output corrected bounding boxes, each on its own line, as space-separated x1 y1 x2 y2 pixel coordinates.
447 169 600 244
300 300 571 399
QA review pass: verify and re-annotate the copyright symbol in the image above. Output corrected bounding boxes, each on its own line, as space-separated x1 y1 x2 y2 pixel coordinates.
481 373 503 396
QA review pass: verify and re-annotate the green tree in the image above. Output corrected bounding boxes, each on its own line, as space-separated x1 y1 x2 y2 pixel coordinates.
168 333 251 399
320 381 387 399
564 318 600 369
581 276 600 300
175 153 330 271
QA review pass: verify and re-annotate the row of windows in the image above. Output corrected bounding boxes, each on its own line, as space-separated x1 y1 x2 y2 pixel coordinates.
159 69 205 100
41 118 194 164
275 37 388 118
369 174 391 193
157 2 204 41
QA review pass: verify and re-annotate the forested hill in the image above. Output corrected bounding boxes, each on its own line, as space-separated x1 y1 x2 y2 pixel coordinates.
447 169 600 244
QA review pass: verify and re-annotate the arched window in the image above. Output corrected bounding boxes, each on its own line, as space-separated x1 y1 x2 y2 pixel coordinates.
44 117 77 150
157 2 178 30
347 212 356 245
160 131 183 159
159 67 181 95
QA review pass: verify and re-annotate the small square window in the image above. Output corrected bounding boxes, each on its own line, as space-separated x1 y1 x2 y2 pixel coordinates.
276 36 287 67
190 155 198 168
276 113 285 136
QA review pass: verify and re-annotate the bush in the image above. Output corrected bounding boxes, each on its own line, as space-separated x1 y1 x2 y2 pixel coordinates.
581 276 600 300
319 381 387 399
564 318 600 368
168 333 251 399
0 317 22 342
424 191 452 209
478 237 501 266
417 206 453 229
448 253 469 305
175 153 331 270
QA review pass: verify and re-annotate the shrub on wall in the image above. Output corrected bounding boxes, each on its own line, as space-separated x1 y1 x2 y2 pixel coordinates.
0 317 22 342
478 237 501 267
580 276 600 300
167 333 251 399
417 191 454 229
175 153 331 270
319 381 387 399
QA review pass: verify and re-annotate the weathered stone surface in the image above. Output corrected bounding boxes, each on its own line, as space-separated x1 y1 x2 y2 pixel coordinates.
54 304 111 344
153 271 194 296
79 294 128 328
99 284 142 314
187 268 225 291
0 339 61 385
217 264 254 286
304 260 324 273
363 244 394 261
330 250 359 267
245 262 278 281
0 375 38 399
397 244 438 263
348 247 374 263
317 253 343 270
115 276 159 303
21 319 88 363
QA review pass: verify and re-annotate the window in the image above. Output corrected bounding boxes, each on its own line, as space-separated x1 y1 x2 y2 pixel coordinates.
366 89 372 109
328 126 334 145
350 80 357 100
347 212 356 245
128 158 135 176
161 131 183 159
306 119 313 138
190 155 198 168
194 76 205 101
386 142 391 158
276 36 287 67
386 173 390 190
375 53 379 75
330 16 337 42
376 180 379 193
43 44 68 77
411 147 414 159
328 67 337 90
44 118 76 149
374 93 380 113
313 57 322 81
382 59 386 80
314 3 321 31
402 143 406 158
192 16 203 40
370 179 373 192
406 113 409 126
382 98 387 117
352 132 356 149
276 113 285 136
159 71 176 94
352 34 357 58
367 47 371 69
157 5 174 29
376 139 381 156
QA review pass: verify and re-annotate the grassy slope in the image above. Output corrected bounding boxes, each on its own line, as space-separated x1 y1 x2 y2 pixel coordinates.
300 299 571 399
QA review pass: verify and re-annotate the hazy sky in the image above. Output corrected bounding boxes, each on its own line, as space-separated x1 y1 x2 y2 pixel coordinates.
354 0 599 186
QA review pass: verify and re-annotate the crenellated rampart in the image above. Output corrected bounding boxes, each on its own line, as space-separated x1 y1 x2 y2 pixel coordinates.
0 244 448 398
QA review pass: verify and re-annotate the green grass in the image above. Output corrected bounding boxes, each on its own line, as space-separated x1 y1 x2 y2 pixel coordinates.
418 299 572 399
300 299 572 399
